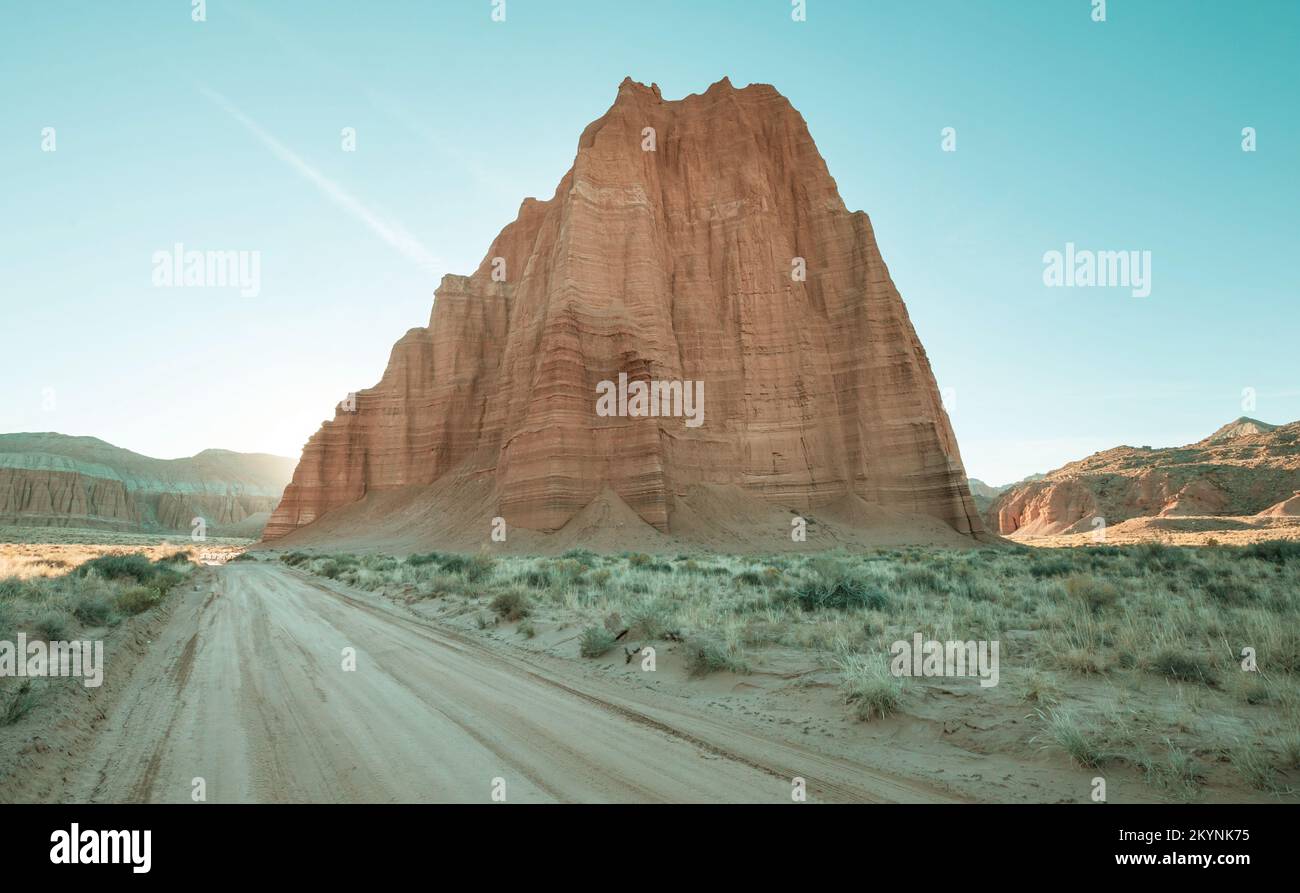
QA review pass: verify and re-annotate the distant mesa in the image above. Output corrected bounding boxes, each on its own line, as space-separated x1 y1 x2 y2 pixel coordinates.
265 78 989 552
0 432 295 538
986 418 1300 539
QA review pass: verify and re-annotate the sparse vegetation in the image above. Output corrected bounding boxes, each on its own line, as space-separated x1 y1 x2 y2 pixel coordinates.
1032 707 1107 768
284 541 1300 799
837 651 903 720
579 625 616 658
1 681 40 726
490 588 532 622
0 550 195 728
682 634 748 676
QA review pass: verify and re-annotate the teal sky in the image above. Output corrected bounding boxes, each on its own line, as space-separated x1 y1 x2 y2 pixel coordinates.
2 0 1297 486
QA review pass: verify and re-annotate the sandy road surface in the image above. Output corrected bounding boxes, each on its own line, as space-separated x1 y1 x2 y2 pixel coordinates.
60 563 958 803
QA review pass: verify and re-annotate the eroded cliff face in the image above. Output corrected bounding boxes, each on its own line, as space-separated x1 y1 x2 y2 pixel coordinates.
266 78 983 542
0 434 294 536
987 419 1300 536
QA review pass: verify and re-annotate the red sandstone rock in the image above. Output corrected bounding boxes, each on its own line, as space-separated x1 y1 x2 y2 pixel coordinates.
265 78 984 544
988 418 1300 536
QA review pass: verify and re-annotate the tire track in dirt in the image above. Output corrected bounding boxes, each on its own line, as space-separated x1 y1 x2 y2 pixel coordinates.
57 562 960 803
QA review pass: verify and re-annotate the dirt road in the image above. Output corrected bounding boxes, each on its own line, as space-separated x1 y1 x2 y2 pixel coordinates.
57 562 959 803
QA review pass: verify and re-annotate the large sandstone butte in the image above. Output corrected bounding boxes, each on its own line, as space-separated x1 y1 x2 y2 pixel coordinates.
0 433 295 537
265 78 985 549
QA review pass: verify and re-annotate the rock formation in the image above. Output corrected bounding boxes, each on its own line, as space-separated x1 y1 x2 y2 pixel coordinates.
987 418 1300 537
265 78 984 547
0 433 294 536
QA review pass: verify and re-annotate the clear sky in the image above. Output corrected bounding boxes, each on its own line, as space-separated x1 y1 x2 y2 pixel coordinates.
2 0 1297 486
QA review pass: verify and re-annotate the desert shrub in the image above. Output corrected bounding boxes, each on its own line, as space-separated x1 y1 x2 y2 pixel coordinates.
114 586 162 616
560 548 598 565
518 620 536 639
837 652 903 721
156 549 193 565
1240 540 1300 565
1133 542 1191 573
490 588 532 621
734 570 766 587
683 635 747 676
33 610 73 641
464 553 495 583
1230 742 1284 792
1031 707 1107 767
72 596 113 626
626 600 676 639
0 578 33 601
955 578 1001 603
1148 649 1216 685
1138 742 1203 800
319 560 343 579
231 551 258 562
77 553 156 585
437 555 470 575
626 553 653 568
1064 575 1120 614
1202 578 1249 605
1029 555 1075 578
521 569 554 590
791 560 888 612
76 553 183 594
550 559 587 585
404 552 444 567
280 552 311 566
895 566 945 592
1 681 39 726
579 625 616 658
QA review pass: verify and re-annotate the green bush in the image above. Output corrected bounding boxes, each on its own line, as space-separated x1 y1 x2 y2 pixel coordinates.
791 560 888 612
72 596 114 626
1240 540 1300 564
837 652 903 721
33 610 73 641
1029 556 1075 578
404 552 445 567
683 635 747 676
77 553 156 585
464 553 496 583
490 588 532 621
895 566 945 592
115 586 162 616
1133 543 1191 572
522 569 554 590
579 625 616 658
1148 649 1216 685
1064 575 1120 613
560 548 598 565
1 681 39 726
76 553 184 594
